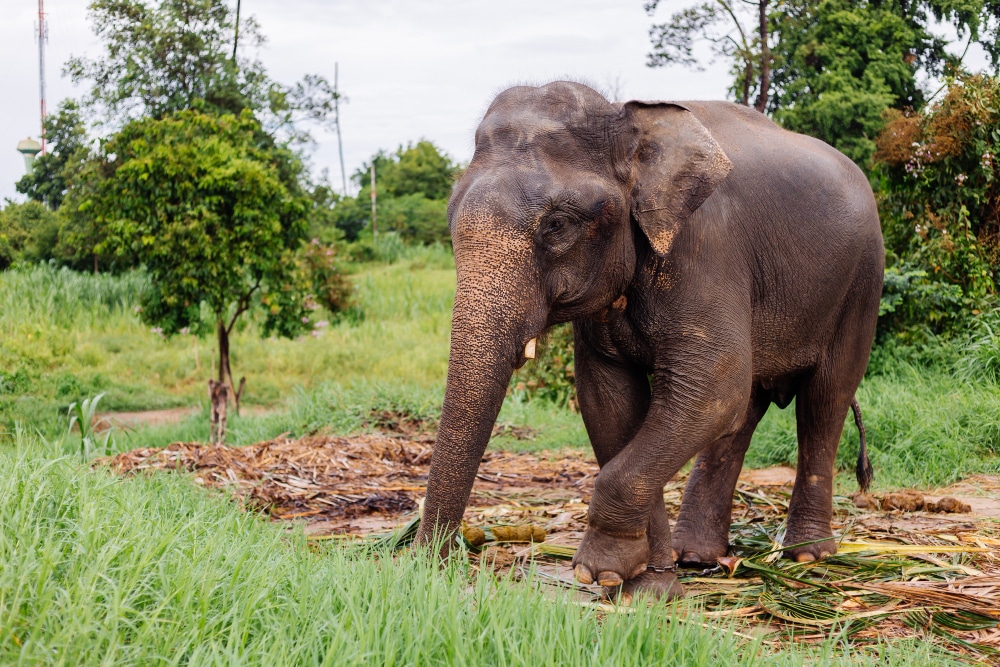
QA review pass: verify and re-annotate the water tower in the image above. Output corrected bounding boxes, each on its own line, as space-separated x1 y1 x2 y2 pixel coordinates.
16 138 42 174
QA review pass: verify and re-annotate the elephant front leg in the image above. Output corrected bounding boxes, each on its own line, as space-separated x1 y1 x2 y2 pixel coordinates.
574 341 681 601
572 367 751 594
606 498 684 604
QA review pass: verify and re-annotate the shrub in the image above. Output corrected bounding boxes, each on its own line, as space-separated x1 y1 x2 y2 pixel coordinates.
958 305 1000 385
300 238 353 314
0 200 62 269
874 72 1000 335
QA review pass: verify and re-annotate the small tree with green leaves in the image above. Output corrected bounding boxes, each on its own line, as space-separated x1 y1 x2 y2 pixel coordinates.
92 109 313 441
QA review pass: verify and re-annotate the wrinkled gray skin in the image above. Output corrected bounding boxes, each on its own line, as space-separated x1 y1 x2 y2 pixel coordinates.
413 81 884 602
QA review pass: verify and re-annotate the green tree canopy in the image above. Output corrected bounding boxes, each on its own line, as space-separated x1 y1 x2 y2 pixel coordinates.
94 109 311 338
15 100 91 210
355 141 459 200
320 141 458 243
0 200 61 270
647 0 1000 165
65 0 341 143
66 0 265 122
771 0 929 164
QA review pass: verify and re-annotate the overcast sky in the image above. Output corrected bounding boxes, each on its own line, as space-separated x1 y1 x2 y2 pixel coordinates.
1 1 990 202
1 0 741 201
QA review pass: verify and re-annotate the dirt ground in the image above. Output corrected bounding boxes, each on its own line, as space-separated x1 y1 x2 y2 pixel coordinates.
101 429 1000 659
93 405 273 431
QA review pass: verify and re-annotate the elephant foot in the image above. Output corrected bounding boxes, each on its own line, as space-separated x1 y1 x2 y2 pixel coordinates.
603 568 685 606
671 519 730 567
572 525 648 587
783 522 836 562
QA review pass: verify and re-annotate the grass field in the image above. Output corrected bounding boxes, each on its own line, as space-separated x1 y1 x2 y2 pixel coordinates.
1 248 998 665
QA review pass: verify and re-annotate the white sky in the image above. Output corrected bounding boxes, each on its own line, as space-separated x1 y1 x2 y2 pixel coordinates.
1 0 738 201
0 1 990 202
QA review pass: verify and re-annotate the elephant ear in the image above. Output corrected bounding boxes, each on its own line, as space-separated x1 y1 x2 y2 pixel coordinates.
625 101 733 256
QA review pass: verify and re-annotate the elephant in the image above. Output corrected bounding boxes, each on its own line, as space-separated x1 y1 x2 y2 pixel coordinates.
413 80 884 602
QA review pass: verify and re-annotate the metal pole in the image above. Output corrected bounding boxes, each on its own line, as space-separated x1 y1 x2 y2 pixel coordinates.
334 63 348 197
370 163 377 242
37 0 47 155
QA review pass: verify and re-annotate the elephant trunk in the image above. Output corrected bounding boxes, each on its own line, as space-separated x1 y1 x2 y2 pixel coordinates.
415 242 543 547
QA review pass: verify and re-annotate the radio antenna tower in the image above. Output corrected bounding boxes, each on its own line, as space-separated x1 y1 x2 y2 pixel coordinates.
36 0 48 154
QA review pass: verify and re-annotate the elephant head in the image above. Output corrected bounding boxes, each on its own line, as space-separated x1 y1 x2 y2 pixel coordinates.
414 81 733 547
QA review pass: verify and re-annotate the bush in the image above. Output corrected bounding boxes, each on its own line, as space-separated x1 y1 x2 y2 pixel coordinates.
958 305 1000 385
0 200 62 269
878 266 965 339
874 72 1000 335
300 238 353 314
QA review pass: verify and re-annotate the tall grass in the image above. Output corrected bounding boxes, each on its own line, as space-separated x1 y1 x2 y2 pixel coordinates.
0 250 457 429
0 262 150 329
2 255 999 487
0 429 967 666
747 358 1000 488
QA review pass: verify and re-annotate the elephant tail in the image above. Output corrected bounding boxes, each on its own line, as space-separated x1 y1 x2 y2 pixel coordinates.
851 398 873 493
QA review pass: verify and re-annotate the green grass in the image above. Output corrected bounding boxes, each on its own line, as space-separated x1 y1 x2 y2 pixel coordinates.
3 252 998 664
746 361 1000 489
0 249 456 432
4 254 999 486
0 429 969 666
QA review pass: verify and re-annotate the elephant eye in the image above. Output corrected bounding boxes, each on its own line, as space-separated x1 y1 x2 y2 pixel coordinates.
545 214 571 235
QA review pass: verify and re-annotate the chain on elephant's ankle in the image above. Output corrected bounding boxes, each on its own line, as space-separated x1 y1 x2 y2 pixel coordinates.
646 564 676 573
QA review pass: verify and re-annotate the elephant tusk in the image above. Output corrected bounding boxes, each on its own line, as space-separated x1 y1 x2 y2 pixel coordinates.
524 338 537 359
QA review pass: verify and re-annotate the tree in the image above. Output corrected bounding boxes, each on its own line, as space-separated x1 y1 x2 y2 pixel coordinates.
874 73 1000 335
354 141 458 200
15 100 90 210
647 1 1000 166
770 1 927 164
325 141 459 244
0 200 63 269
646 0 772 111
91 110 313 441
65 0 341 143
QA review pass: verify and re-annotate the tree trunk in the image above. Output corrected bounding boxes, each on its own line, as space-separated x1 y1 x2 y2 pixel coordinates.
232 0 241 61
209 319 230 444
209 318 246 444
741 60 752 106
754 0 771 113
208 379 229 444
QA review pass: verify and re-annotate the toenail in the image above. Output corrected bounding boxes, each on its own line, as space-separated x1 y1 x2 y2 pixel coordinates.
597 571 623 587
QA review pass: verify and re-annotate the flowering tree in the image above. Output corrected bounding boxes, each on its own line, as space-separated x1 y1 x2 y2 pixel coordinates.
875 73 1000 334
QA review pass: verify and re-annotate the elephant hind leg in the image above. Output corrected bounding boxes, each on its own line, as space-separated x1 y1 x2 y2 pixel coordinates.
785 265 879 562
783 372 853 562
671 390 770 566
